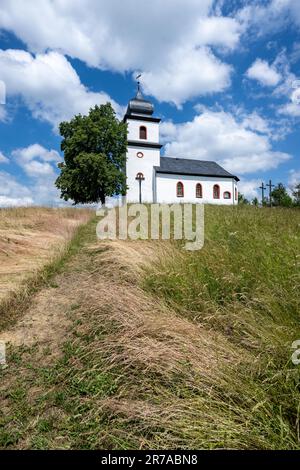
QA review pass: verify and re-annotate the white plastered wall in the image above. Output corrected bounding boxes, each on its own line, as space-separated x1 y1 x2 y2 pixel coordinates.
155 174 238 205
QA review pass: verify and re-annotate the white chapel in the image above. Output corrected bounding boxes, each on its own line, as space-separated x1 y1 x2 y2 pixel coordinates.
123 85 239 205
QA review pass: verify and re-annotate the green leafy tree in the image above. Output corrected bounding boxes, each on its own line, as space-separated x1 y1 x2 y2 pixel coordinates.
271 183 293 207
56 103 127 204
252 197 259 206
292 183 300 206
238 193 249 205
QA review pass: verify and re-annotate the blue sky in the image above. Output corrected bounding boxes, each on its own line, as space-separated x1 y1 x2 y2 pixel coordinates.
0 0 300 205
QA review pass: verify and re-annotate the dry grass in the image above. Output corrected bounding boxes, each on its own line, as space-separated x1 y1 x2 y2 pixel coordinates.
0 206 300 449
0 207 91 300
0 207 91 330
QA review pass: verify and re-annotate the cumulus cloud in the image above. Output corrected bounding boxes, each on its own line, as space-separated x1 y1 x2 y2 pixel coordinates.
0 0 242 105
12 144 60 177
238 178 261 200
278 82 300 116
0 49 123 129
288 169 300 187
141 47 232 107
195 16 242 50
0 144 68 207
237 0 300 36
0 151 9 163
0 195 33 207
0 171 33 207
161 108 291 175
246 59 281 87
240 111 272 135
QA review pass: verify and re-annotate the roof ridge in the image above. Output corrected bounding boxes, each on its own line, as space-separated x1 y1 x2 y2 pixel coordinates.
162 156 219 164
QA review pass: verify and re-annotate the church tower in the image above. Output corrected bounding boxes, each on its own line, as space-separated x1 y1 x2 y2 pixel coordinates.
124 82 162 203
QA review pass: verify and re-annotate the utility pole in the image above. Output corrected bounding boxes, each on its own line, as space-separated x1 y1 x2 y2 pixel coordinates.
259 182 266 205
266 179 274 207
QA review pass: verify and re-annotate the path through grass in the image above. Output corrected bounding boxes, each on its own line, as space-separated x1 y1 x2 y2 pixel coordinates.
0 205 299 449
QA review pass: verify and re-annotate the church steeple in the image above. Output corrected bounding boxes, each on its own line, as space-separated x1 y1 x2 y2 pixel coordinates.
126 76 154 116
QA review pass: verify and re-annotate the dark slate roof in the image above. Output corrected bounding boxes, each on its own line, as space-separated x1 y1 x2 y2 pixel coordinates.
154 157 239 181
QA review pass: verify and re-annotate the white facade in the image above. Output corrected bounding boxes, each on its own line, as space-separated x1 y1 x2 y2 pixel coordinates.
124 93 239 205
156 174 237 205
126 118 160 203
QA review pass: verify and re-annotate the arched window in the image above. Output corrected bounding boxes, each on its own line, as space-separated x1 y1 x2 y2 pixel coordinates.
223 191 231 199
213 184 220 199
139 126 147 140
136 172 144 180
235 187 238 201
176 181 184 198
196 183 203 198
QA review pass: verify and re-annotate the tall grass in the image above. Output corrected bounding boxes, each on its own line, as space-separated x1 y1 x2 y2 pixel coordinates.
0 207 92 330
141 205 300 448
1 205 299 449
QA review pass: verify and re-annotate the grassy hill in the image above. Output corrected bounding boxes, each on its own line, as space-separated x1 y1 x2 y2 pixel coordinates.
0 205 299 449
0 207 91 330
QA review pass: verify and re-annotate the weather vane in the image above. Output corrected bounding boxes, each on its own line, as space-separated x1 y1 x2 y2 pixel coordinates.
136 74 142 92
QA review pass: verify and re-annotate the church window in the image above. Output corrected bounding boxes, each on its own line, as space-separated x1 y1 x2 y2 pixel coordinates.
213 184 220 199
196 183 203 198
176 181 184 197
235 187 238 200
137 152 144 158
223 191 231 199
139 126 147 140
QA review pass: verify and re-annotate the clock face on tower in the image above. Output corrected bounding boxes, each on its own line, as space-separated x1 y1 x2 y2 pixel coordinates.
137 151 144 158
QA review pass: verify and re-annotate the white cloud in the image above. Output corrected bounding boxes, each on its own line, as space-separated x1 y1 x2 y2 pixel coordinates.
241 111 272 135
0 151 9 163
0 0 242 105
141 47 232 107
0 49 123 129
11 143 68 205
195 16 242 50
161 108 291 175
0 195 33 207
278 83 300 117
238 178 261 200
0 144 67 207
14 144 60 163
288 169 300 188
237 0 300 36
279 102 300 117
12 144 60 177
246 59 281 87
0 170 33 207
